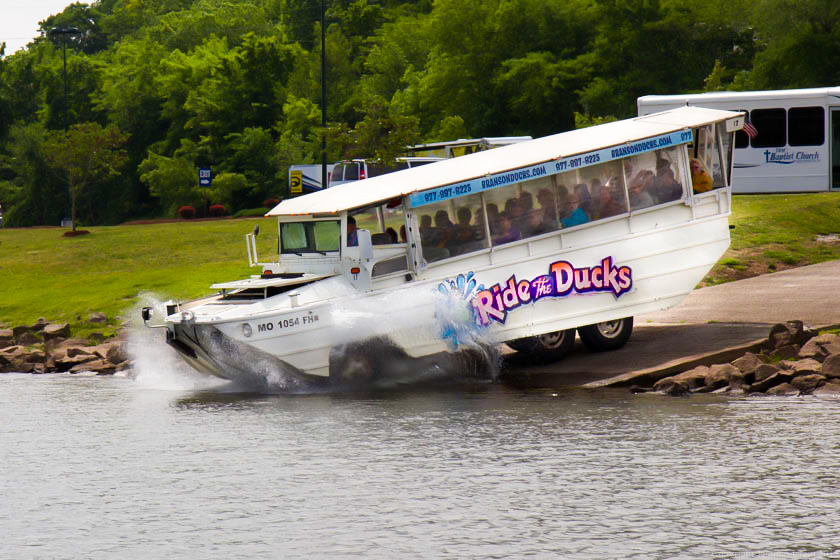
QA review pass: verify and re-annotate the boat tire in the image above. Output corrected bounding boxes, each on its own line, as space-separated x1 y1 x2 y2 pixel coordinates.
577 317 633 352
506 329 576 363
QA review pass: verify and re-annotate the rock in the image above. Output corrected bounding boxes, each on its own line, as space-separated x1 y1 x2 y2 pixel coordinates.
29 318 49 332
88 312 108 324
705 364 737 390
766 383 799 396
767 321 814 351
789 358 823 376
12 326 30 341
65 346 95 359
750 371 793 393
732 353 766 377
89 332 106 344
42 323 70 341
0 329 14 348
54 352 98 372
672 366 710 391
813 383 840 399
653 377 690 396
770 344 800 361
822 354 840 379
69 359 116 375
21 350 46 364
798 333 840 362
790 374 826 393
105 342 128 365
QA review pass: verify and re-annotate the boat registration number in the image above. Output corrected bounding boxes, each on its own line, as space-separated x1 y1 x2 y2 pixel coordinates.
256 312 320 333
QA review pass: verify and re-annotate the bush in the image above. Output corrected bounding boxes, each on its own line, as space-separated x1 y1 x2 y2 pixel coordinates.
263 197 281 209
177 206 196 219
208 204 227 217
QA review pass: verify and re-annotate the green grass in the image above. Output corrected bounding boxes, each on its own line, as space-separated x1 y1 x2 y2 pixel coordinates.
701 193 840 286
0 217 277 335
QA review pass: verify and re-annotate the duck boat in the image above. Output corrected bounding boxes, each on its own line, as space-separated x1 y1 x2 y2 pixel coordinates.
143 106 745 387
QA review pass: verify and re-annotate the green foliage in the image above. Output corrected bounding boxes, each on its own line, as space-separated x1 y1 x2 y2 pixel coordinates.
43 122 128 230
2 0 840 227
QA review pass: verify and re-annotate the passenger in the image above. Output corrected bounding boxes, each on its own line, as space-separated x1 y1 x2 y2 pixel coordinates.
399 225 407 243
589 178 603 220
492 214 520 245
690 158 713 194
628 171 655 209
518 191 542 236
654 158 683 202
454 206 476 240
598 184 625 218
347 215 358 246
561 189 589 228
433 209 455 247
555 185 571 221
574 183 595 218
386 227 398 244
500 198 522 240
535 188 559 233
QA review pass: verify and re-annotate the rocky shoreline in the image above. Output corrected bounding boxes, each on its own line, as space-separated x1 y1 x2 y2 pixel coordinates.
0 315 129 375
633 320 840 398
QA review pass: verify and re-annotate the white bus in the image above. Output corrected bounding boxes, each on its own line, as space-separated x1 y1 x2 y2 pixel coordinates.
638 87 840 193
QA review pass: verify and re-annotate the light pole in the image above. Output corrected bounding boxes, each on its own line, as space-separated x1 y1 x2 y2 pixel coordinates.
49 27 80 227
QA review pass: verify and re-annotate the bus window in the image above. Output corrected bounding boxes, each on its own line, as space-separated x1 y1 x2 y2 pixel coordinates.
789 107 825 146
750 108 786 148
624 153 659 210
517 176 560 237
418 192 487 262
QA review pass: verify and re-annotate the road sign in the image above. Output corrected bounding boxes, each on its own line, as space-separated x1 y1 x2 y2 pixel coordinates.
290 169 302 194
199 167 213 187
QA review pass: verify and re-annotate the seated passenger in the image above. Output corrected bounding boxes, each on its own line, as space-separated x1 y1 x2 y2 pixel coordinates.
492 214 520 245
535 188 559 233
588 179 604 220
598 184 626 218
386 227 398 243
399 225 407 243
628 171 656 210
654 159 683 202
454 206 477 242
561 190 590 228
690 158 713 194
574 183 595 218
433 209 456 247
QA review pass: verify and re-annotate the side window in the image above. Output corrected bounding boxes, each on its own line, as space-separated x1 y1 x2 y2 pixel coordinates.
281 223 307 252
418 192 487 261
750 108 786 148
483 186 525 244
313 221 340 252
789 107 825 146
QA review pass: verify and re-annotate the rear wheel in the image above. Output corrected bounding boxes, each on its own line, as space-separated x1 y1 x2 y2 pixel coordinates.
577 317 633 352
506 329 576 363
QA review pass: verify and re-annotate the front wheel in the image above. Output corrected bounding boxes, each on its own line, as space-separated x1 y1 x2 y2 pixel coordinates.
506 329 576 363
577 317 633 352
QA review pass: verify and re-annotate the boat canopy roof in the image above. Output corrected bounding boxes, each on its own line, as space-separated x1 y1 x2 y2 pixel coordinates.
267 106 743 218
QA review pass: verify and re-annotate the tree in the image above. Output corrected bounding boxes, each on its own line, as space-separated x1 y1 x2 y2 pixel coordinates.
44 122 128 231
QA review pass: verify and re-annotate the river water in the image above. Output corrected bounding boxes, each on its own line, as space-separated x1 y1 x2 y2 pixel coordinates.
3 339 840 559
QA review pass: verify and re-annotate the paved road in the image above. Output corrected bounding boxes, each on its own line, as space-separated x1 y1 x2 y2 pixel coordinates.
500 260 840 388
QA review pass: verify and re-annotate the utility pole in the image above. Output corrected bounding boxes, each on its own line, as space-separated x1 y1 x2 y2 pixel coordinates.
49 27 81 227
320 0 327 189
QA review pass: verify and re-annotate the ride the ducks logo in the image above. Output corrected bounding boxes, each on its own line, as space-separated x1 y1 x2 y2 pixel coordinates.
471 257 632 326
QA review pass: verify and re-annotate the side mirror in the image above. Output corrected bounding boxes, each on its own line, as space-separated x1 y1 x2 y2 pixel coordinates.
357 229 373 261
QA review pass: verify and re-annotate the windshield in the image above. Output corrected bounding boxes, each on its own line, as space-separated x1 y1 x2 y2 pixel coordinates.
280 221 340 254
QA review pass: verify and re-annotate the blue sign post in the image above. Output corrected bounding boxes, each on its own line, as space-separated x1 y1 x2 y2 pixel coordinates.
199 167 213 187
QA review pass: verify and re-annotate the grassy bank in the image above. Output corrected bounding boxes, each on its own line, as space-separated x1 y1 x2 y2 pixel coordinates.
2 193 840 338
0 217 277 337
702 193 840 286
